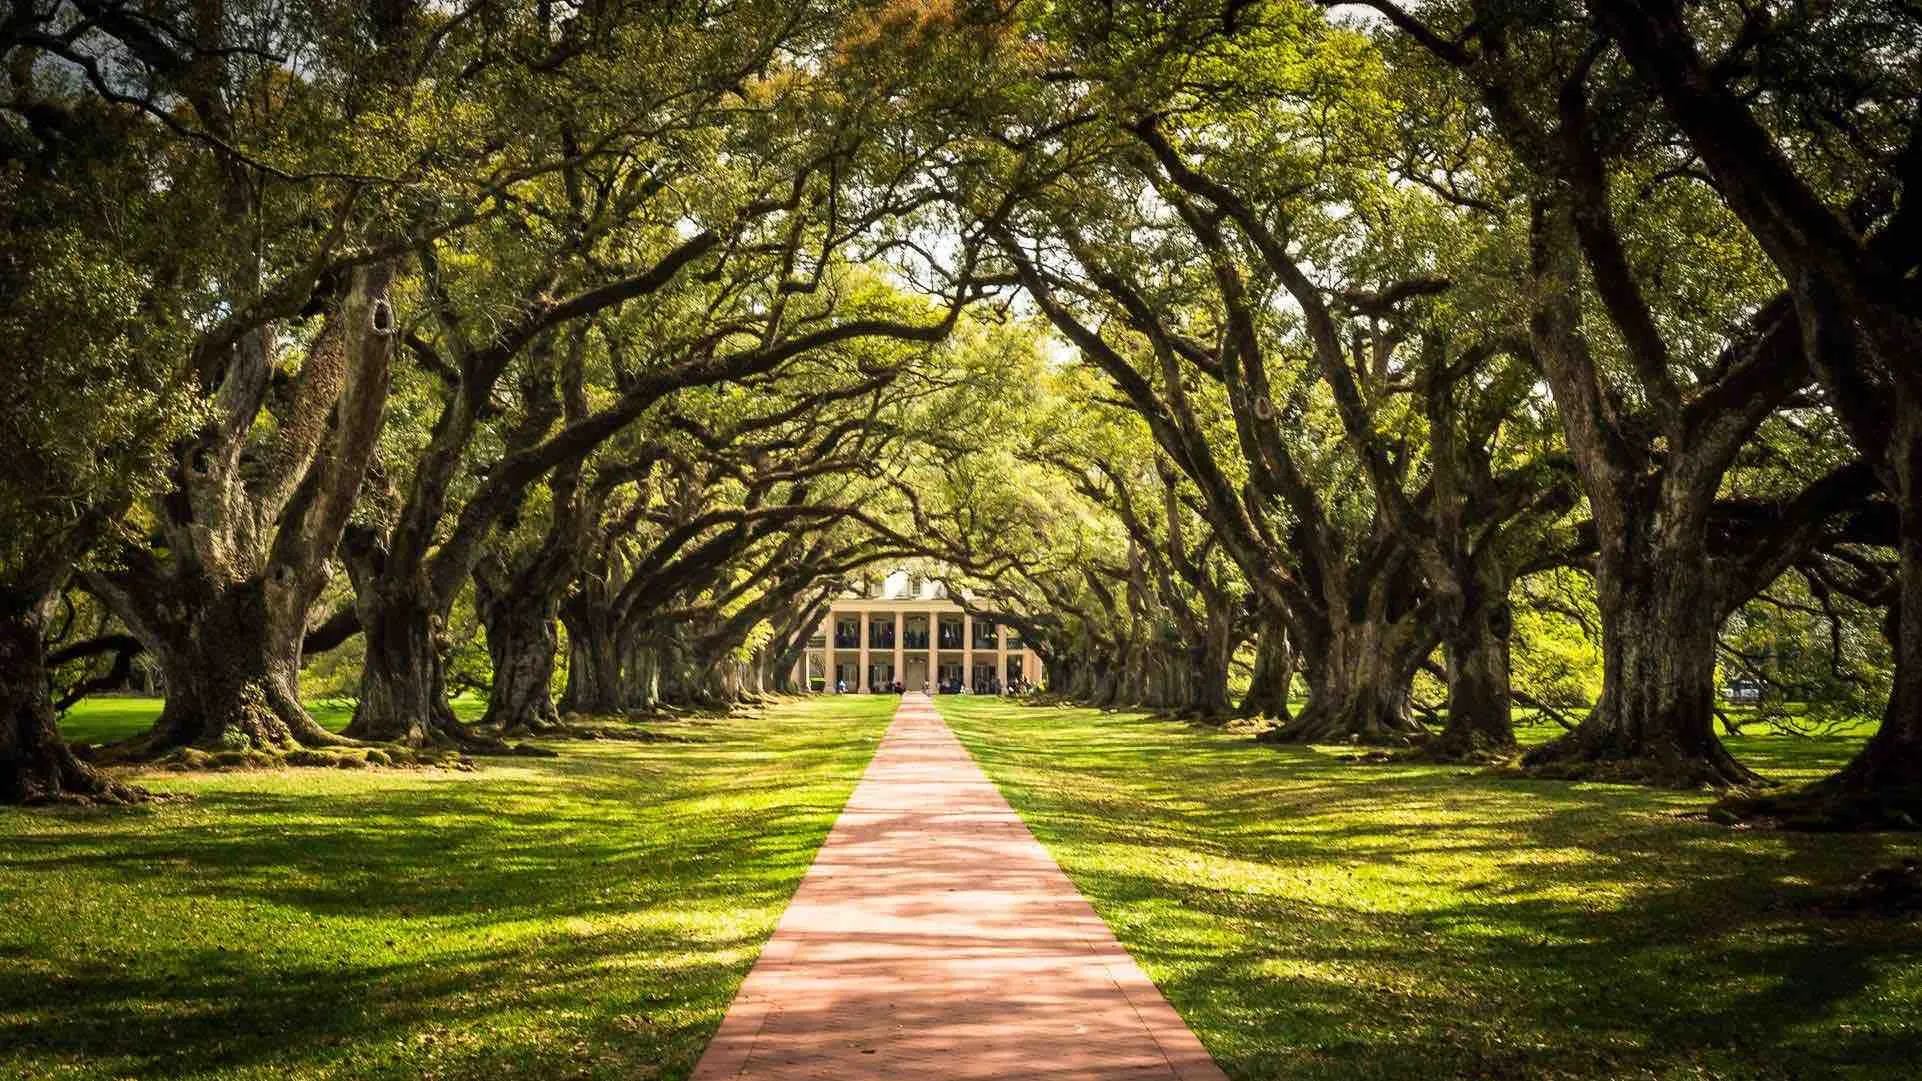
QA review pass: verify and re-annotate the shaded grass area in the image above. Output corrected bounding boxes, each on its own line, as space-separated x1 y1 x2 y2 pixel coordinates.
940 697 1922 1081
1507 711 1880 780
4 695 896 1081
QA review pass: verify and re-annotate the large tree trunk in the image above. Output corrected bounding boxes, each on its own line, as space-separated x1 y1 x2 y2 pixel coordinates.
1431 601 1518 760
1523 527 1756 786
1264 615 1424 745
1044 653 1074 696
1820 401 1922 798
684 641 736 706
0 604 144 805
1188 611 1235 718
620 629 664 711
1123 642 1153 708
1068 651 1096 700
773 641 811 694
344 592 465 747
745 650 771 698
89 262 395 762
1585 0 1922 818
1160 651 1185 713
1239 614 1293 721
1737 406 1922 825
1519 197 1758 788
707 654 745 704
92 575 347 755
765 650 794 694
1088 651 1121 708
477 583 563 736
766 611 816 694
560 603 624 715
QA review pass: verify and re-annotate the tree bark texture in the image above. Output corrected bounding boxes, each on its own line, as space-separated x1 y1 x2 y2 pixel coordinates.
1239 612 1294 721
0 603 145 804
477 582 564 735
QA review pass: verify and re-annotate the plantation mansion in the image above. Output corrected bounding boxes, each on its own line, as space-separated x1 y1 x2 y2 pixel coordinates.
796 571 1041 694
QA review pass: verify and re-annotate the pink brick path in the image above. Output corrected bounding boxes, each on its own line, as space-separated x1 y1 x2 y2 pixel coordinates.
689 694 1229 1081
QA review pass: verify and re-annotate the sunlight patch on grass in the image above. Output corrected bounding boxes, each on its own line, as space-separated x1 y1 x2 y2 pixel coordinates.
940 697 1922 1081
3 694 896 1081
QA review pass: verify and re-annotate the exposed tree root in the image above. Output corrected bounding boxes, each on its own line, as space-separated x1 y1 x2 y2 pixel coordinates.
1156 707 1237 727
661 701 764 721
566 726 691 743
1332 749 1403 764
139 743 479 773
426 728 557 758
1249 688 1428 747
1810 859 1922 917
91 729 564 775
1256 719 1421 747
549 708 711 740
9 749 155 806
1713 783 1922 832
1398 734 1519 766
1519 727 1765 789
366 710 557 758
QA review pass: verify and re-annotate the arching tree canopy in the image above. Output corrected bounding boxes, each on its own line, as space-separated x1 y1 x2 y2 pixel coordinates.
3 0 1917 825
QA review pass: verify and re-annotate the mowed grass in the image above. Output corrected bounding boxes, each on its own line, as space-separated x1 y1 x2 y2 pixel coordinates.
57 696 487 746
58 696 250 746
938 697 1922 1081
3 694 897 1081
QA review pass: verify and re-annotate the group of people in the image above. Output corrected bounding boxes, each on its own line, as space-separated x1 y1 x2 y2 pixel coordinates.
829 678 946 694
834 679 909 694
933 677 1033 696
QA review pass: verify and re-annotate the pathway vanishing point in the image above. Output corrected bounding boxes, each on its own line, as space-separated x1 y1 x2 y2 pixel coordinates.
690 693 1229 1081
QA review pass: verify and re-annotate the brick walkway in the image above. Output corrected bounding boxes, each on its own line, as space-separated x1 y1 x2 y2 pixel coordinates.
690 694 1228 1081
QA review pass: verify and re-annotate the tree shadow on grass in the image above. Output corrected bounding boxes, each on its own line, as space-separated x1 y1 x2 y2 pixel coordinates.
0 929 765 1079
1 702 896 1081
939 698 1922 1081
5 754 856 922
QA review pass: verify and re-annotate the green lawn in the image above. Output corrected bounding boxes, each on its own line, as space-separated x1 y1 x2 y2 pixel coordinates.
3 694 897 1081
57 696 490 746
938 697 1922 1081
57 696 230 746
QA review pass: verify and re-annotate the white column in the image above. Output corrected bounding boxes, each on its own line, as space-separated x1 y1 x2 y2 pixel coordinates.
997 623 1008 691
962 613 974 693
893 610 905 690
822 609 835 692
926 612 937 693
858 610 871 691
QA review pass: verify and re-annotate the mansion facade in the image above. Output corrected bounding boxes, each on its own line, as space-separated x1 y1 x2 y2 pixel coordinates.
796 571 1040 693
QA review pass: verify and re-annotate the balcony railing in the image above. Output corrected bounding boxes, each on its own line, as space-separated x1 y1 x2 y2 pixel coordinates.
904 632 929 649
937 630 963 649
869 629 895 649
972 628 999 649
833 632 858 649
